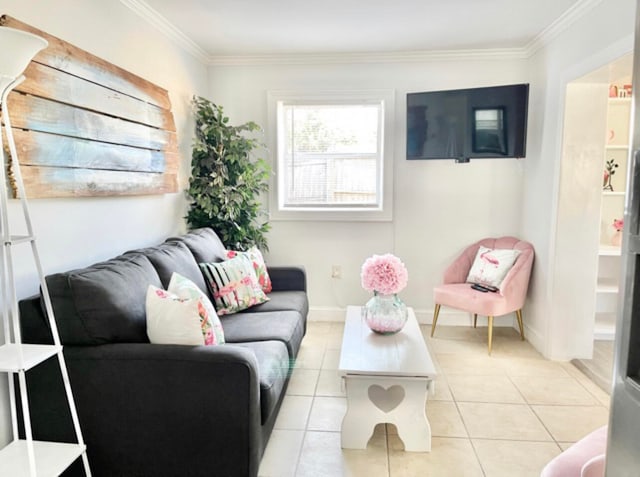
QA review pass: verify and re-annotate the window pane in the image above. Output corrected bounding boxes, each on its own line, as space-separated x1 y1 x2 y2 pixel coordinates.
281 103 381 208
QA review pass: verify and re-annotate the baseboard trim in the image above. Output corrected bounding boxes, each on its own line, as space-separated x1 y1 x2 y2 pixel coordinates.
523 323 545 355
309 306 517 327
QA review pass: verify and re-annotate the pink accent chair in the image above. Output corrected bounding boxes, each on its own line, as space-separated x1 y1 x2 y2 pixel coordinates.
540 425 607 477
430 236 535 354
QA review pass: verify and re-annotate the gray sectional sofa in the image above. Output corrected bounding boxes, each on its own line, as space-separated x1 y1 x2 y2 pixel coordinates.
18 228 308 477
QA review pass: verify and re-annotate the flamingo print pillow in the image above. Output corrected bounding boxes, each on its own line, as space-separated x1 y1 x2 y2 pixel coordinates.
466 246 521 288
200 254 269 315
224 246 272 293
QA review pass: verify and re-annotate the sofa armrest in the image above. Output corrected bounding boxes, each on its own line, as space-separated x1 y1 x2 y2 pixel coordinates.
25 343 262 477
268 266 307 292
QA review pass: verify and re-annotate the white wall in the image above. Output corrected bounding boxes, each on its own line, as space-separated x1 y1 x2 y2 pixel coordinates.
521 0 636 359
208 59 528 320
208 0 638 363
0 0 209 448
554 82 609 358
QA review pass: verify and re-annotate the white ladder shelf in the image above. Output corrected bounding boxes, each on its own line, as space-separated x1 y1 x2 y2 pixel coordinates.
0 72 92 475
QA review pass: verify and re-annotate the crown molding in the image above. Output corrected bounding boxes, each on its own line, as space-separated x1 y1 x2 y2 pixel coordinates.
208 48 529 66
122 0 602 67
120 0 209 64
524 0 605 57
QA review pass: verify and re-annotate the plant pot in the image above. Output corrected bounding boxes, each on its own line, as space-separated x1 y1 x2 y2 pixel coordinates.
363 292 408 335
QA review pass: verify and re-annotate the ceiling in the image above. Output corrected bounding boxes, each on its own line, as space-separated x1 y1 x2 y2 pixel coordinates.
135 0 584 60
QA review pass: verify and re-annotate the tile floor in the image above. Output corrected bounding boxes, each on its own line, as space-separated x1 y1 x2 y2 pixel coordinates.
572 339 615 392
258 322 611 477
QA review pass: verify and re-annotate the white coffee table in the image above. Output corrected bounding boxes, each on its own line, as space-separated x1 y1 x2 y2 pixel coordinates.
338 305 437 451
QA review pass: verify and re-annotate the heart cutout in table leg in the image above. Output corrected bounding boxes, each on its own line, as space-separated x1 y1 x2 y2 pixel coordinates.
368 384 405 413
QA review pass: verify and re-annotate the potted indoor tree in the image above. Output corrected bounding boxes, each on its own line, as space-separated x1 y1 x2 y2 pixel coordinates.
186 96 270 251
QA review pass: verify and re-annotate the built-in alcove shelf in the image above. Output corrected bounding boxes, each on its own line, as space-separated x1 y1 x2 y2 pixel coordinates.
597 279 619 294
605 145 629 150
608 97 632 104
592 91 631 347
599 245 622 256
594 312 617 340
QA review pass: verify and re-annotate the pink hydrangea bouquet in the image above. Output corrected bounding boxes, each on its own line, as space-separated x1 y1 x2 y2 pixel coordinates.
360 253 409 296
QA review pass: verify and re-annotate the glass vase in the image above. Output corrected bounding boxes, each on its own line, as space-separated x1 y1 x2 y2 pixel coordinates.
364 292 408 335
612 229 623 247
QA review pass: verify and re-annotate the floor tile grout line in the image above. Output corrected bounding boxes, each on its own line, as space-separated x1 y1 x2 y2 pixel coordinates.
469 439 488 477
570 363 612 405
292 428 306 477
293 342 326 477
443 345 556 475
285 324 609 476
450 376 487 476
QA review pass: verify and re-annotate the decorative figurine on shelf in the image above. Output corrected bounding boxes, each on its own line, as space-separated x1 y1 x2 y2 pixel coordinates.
609 84 619 98
603 159 619 191
612 218 624 247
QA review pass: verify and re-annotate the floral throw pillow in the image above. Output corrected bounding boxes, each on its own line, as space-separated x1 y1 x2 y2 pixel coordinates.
200 254 269 315
146 281 224 346
466 246 521 289
225 246 272 293
168 273 225 345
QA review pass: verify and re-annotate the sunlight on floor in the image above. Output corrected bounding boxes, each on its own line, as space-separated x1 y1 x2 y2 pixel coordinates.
258 323 610 477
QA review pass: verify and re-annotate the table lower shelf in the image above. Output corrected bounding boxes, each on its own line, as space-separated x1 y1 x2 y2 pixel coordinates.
0 439 85 477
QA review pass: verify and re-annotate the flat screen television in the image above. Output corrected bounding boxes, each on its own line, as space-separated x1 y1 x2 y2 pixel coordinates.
406 83 529 162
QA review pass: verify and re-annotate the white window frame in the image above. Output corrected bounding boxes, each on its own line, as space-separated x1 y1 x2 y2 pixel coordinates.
267 90 395 222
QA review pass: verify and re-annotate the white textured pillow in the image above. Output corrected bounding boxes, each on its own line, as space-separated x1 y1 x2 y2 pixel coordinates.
146 273 225 346
466 246 520 288
168 273 225 345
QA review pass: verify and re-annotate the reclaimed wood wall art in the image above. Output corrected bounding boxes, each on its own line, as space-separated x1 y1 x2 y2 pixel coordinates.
0 15 179 197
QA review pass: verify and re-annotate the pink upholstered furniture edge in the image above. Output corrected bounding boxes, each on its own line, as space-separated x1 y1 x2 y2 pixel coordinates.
540 425 607 477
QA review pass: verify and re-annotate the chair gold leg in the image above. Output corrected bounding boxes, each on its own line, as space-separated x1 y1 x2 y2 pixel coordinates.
516 309 525 341
431 304 441 337
487 316 494 355
473 314 478 328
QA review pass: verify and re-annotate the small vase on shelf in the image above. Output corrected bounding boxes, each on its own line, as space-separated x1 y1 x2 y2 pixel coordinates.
363 292 408 335
611 230 622 247
603 159 619 191
611 219 624 247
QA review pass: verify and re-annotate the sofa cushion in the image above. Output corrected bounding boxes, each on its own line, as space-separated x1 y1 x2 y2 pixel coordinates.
127 241 208 295
248 291 309 319
222 310 305 359
434 283 514 317
234 341 290 425
46 254 161 345
167 228 227 264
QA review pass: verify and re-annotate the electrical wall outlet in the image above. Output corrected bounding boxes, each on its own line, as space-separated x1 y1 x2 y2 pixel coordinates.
331 265 342 279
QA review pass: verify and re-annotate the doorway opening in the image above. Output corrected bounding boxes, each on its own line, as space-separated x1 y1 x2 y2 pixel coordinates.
564 53 633 392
